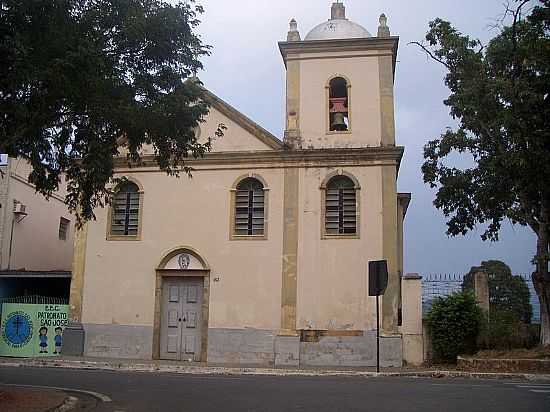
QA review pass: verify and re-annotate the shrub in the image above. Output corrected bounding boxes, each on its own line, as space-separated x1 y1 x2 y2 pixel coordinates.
427 291 483 363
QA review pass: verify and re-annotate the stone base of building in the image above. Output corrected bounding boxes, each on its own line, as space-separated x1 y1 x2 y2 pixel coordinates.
83 323 153 360
207 328 402 367
81 325 403 367
206 329 301 367
300 332 402 367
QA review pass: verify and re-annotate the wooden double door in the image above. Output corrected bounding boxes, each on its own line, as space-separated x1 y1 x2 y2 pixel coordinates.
160 277 203 361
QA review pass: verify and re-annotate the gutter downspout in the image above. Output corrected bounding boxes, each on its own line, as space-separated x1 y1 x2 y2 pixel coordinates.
7 215 15 270
0 158 12 269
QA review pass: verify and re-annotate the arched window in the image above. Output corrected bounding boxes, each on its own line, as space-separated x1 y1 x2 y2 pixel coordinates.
325 175 357 235
234 177 265 236
110 181 141 237
328 77 349 132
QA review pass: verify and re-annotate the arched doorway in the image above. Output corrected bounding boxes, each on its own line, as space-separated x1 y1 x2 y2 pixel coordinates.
153 247 210 362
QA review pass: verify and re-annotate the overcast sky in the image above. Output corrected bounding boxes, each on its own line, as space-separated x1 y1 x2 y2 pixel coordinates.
189 0 535 276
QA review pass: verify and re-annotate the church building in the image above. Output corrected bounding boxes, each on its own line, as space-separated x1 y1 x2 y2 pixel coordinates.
67 2 422 367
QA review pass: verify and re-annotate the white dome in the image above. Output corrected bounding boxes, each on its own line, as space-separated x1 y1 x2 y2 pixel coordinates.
305 19 371 41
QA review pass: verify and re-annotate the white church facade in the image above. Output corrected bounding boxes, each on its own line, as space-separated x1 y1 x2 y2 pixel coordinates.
67 2 423 367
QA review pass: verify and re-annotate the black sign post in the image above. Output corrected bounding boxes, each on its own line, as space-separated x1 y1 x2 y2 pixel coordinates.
376 292 380 373
368 260 388 373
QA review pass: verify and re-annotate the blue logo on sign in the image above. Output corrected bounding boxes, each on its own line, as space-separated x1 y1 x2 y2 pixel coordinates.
3 311 33 347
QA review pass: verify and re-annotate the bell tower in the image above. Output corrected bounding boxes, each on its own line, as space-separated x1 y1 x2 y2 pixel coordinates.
279 2 399 150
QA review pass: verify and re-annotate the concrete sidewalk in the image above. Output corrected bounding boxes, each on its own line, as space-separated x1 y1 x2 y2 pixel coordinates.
0 384 73 412
1 355 550 381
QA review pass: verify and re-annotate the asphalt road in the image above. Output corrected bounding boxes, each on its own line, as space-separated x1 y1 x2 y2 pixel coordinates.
0 366 549 412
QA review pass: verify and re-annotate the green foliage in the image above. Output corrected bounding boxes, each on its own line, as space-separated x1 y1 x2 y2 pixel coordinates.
462 261 537 349
486 309 520 349
0 0 225 222
483 308 539 350
416 0 550 344
463 260 533 323
427 291 483 363
420 1 550 241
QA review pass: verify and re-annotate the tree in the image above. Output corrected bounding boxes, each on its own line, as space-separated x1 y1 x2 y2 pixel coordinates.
0 0 225 222
414 0 550 345
463 260 532 323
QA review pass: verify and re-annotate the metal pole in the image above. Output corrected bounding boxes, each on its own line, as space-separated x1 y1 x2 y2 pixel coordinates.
376 294 380 373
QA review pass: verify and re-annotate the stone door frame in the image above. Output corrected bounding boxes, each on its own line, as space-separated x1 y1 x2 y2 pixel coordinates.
153 247 211 362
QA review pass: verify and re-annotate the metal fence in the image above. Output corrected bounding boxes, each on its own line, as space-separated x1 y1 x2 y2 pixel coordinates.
421 273 540 323
422 274 463 315
0 295 69 321
0 295 68 305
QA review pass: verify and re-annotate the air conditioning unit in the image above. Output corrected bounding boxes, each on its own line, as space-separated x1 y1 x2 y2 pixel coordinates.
13 202 27 215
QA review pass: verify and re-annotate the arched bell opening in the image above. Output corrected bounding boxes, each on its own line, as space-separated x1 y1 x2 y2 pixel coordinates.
328 77 350 132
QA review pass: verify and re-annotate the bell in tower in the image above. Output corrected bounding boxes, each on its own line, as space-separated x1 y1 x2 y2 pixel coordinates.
329 77 349 132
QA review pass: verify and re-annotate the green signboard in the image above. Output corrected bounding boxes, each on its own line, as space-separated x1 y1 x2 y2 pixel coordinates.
0 303 69 357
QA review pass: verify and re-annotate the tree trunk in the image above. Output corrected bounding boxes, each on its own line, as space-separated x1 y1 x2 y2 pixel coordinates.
533 211 550 346
533 272 550 346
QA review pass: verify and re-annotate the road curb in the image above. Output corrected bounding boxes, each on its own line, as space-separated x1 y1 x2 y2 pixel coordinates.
2 358 550 381
0 382 112 403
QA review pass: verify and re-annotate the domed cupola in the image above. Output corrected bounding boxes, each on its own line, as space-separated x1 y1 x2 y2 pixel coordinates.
304 2 371 41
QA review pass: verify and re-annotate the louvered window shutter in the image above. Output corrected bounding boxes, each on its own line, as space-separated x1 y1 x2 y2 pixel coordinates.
325 176 357 235
235 178 265 236
111 182 140 236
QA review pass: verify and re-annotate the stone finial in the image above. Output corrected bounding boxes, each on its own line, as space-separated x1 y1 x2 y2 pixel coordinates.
331 2 346 20
290 18 298 31
287 18 301 42
378 13 390 37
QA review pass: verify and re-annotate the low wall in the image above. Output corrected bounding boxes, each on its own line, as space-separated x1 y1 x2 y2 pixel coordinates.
458 356 550 373
401 274 424 366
